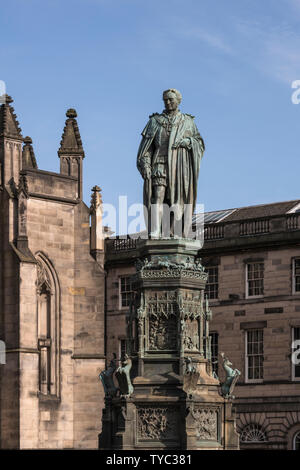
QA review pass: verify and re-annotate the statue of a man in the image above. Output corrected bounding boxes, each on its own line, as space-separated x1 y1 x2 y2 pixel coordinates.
137 89 205 238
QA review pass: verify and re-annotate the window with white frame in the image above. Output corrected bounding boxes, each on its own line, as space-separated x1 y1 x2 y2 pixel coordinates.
205 266 218 300
245 329 264 382
246 262 264 297
119 276 135 309
292 327 300 381
292 258 300 294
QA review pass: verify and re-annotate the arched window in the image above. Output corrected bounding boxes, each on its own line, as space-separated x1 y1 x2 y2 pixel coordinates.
36 253 60 397
293 431 300 450
240 423 267 443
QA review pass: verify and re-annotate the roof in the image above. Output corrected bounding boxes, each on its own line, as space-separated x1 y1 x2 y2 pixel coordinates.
193 209 236 225
202 200 300 224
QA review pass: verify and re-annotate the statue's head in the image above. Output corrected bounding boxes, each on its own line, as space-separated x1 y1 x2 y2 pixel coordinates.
163 88 182 113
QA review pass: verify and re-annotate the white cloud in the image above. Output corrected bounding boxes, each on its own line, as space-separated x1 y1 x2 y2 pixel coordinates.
143 6 300 87
182 28 233 54
234 18 300 84
175 15 300 85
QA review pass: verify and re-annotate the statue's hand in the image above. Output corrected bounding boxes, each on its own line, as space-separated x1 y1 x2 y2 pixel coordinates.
173 138 191 149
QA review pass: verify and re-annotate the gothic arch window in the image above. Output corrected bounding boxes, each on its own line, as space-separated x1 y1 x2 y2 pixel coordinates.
240 423 267 443
293 431 300 450
36 253 60 397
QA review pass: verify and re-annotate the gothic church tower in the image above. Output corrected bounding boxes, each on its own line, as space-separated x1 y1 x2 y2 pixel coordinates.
0 96 105 448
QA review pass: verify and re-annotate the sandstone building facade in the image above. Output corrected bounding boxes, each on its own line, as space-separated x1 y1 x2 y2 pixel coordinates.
0 96 105 448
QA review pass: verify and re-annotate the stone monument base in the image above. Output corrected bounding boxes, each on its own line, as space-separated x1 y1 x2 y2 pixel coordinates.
99 239 239 450
99 365 239 450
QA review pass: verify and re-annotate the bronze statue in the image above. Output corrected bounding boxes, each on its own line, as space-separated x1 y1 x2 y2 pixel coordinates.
99 353 118 397
220 352 241 399
115 354 134 397
137 89 205 238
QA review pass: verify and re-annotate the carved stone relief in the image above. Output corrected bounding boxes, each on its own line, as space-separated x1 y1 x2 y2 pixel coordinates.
178 290 203 319
137 407 178 441
140 268 207 280
191 408 218 441
183 319 199 351
36 262 52 294
147 291 178 350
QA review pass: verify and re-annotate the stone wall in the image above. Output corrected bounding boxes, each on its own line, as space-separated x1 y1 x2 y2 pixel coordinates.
0 188 21 448
0 169 105 448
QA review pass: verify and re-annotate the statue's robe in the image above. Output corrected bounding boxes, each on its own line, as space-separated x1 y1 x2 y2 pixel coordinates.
137 111 205 216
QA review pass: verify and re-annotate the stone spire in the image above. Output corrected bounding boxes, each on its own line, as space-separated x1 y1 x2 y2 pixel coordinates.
58 108 84 157
0 94 23 140
0 94 23 189
22 136 38 169
58 108 85 199
90 185 102 213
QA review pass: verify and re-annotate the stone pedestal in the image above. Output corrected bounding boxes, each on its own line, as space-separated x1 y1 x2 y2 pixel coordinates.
99 239 239 450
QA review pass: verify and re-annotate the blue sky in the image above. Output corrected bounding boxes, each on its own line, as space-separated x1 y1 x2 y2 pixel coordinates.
2 0 300 220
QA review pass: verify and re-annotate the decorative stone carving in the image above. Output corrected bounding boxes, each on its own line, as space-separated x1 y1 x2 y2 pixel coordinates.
149 315 177 350
183 319 199 350
136 255 207 281
177 291 203 355
90 185 102 213
22 136 37 169
18 174 29 196
191 407 218 441
58 108 84 156
140 263 206 280
140 268 207 280
185 356 196 374
137 407 178 441
183 357 199 396
178 291 203 320
18 194 27 237
137 256 205 272
137 291 145 319
36 262 52 294
0 94 23 139
147 291 178 350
